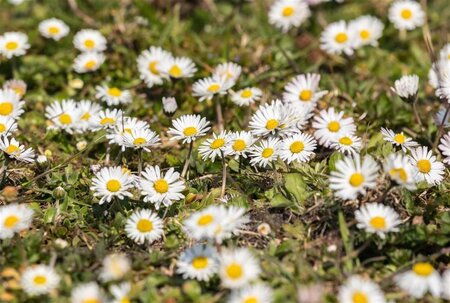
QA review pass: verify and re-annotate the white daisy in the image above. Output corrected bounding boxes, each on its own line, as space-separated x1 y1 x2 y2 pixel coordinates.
90 166 134 204
0 116 17 136
110 283 131 303
136 46 173 87
439 132 450 164
395 262 442 298
330 133 362 155
121 128 160 152
139 165 185 209
21 265 60 296
329 154 379 200
388 0 425 31
99 253 131 282
91 108 123 131
215 206 249 243
249 137 282 168
384 153 418 190
0 203 34 239
442 269 450 300
231 87 263 107
213 62 242 83
380 127 418 152
282 73 328 110
391 74 419 102
349 15 384 48
45 99 80 134
95 85 132 107
168 114 211 144
160 56 197 79
280 132 316 164
162 96 177 114
355 203 401 239
0 137 35 163
73 52 105 73
198 131 232 162
3 79 27 97
219 248 261 289
176 244 218 281
338 275 386 303
73 29 107 52
320 20 356 56
0 88 25 119
106 117 149 146
312 107 356 147
38 18 70 41
409 146 445 185
268 0 311 32
436 68 450 101
125 209 164 245
225 131 256 159
0 32 29 58
428 59 450 89
75 100 102 133
227 283 273 303
192 75 234 102
71 282 105 303
183 205 224 241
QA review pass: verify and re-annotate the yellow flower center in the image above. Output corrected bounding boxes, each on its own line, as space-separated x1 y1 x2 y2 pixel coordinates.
81 112 91 121
197 214 213 226
401 9 412 20
335 33 348 44
243 298 258 303
261 148 274 158
169 65 182 77
136 218 153 232
352 291 368 303
133 137 147 145
183 126 197 136
5 41 18 50
240 89 253 98
412 262 434 277
13 87 25 96
100 117 115 125
4 215 19 228
106 179 121 192
0 123 6 133
84 39 95 49
108 87 122 97
390 168 407 182
82 299 100 303
393 133 405 144
369 216 387 230
339 136 353 146
327 121 341 132
349 173 364 187
265 119 279 130
120 299 130 303
48 26 60 35
153 179 169 193
360 30 370 40
6 144 19 154
148 61 159 75
84 60 96 70
59 113 72 125
299 89 312 101
210 138 225 149
226 263 243 280
290 141 304 153
417 159 431 173
207 84 221 93
282 6 295 17
233 139 246 151
191 256 208 269
0 102 13 116
33 275 47 285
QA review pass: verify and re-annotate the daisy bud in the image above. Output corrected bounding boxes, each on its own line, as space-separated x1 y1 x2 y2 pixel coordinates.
3 79 27 97
36 155 48 164
53 186 66 199
76 140 87 151
391 74 419 103
162 96 177 116
69 78 84 89
257 223 271 236
54 238 69 249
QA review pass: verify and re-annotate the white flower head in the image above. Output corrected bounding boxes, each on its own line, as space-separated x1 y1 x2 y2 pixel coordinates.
137 46 173 87
0 203 34 239
268 0 311 33
45 99 80 134
329 133 362 155
219 248 261 289
0 88 25 119
395 262 442 298
192 75 235 102
338 275 386 303
0 137 35 163
249 137 282 168
391 74 419 102
160 56 197 79
380 127 418 152
227 283 273 303
162 96 178 114
71 282 105 303
0 32 30 58
168 114 211 144
95 85 132 107
312 107 356 147
90 108 123 131
99 253 131 282
213 62 242 83
320 20 356 56
409 146 445 185
384 153 418 190
225 131 256 159
282 73 328 110
280 132 317 164
349 15 384 48
388 0 425 31
73 52 105 73
198 131 232 162
176 244 218 282
231 87 263 107
90 166 134 204
125 209 164 245
110 283 131 303
3 79 27 97
38 18 70 41
21 265 60 296
121 128 160 152
73 29 107 52
355 203 401 239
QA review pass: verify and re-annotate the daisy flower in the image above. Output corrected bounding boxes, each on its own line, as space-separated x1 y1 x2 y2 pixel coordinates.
0 88 25 119
355 203 401 239
349 15 384 48
282 73 328 110
268 0 311 33
409 146 445 185
106 117 149 146
329 133 362 155
3 79 27 97
213 62 242 83
38 18 70 41
139 165 185 209
231 87 263 106
176 244 219 281
71 282 105 303
249 100 298 138
338 275 386 303
160 56 197 79
91 108 123 131
0 137 35 162
227 283 273 303
395 262 442 298
436 68 450 101
0 203 34 239
192 75 234 102
384 153 418 190
136 46 173 87
0 116 16 137
280 132 316 164
21 265 60 296
439 132 450 164
121 128 160 152
320 20 356 56
162 96 177 114
95 85 132 106
219 248 261 289
45 99 80 134
110 283 131 303
168 114 211 144
73 52 105 73
329 154 379 200
225 131 256 159
249 137 282 167
380 127 418 152
99 253 131 282
312 107 356 147
75 100 102 133
0 32 29 58
90 166 134 204
391 74 419 102
125 209 164 245
73 29 107 52
183 205 224 240
198 131 231 162
388 0 425 31
428 59 450 89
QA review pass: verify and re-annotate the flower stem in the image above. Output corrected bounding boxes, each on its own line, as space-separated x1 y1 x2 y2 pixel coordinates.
215 98 224 132
138 149 143 177
181 141 194 179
